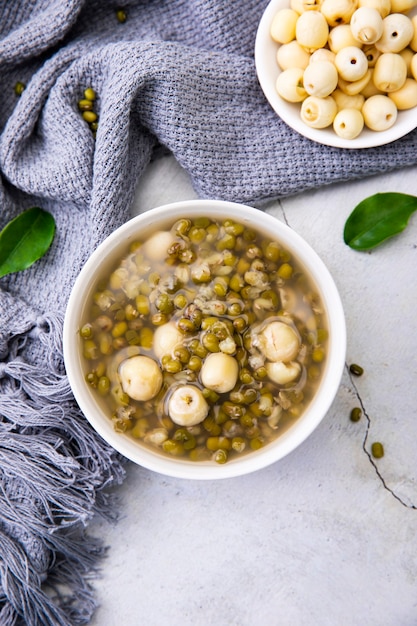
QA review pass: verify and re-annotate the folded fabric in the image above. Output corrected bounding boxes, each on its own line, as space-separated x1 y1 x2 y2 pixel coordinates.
0 1 416 624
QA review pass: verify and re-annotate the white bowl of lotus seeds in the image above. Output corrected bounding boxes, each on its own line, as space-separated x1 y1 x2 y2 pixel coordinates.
63 200 346 479
255 0 417 148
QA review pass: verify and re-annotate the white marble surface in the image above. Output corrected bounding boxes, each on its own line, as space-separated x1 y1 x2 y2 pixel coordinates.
89 156 417 626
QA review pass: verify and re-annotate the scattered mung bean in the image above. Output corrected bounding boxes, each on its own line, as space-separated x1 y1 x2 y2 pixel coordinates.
371 442 384 458
116 8 127 22
350 363 364 376
350 407 362 422
14 81 26 96
78 87 98 136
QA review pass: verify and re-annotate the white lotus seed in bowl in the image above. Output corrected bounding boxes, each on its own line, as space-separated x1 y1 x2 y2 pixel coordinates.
255 0 417 148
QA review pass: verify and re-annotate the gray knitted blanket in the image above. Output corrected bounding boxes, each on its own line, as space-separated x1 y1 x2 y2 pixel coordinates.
0 1 416 624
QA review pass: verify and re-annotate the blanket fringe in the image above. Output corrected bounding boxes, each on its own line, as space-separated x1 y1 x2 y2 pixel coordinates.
0 312 126 625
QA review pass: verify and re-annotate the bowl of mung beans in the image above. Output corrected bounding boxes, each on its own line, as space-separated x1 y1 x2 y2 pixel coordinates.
63 200 346 479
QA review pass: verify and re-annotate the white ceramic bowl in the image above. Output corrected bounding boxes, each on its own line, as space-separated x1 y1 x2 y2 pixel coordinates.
63 200 346 480
255 0 417 149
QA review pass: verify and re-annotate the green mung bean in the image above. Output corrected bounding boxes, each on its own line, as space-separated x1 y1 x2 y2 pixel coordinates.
82 110 98 123
174 293 187 309
350 363 364 376
78 99 94 111
350 407 362 422
371 442 384 458
213 449 228 463
83 340 98 360
85 372 98 387
14 81 26 96
97 376 110 395
188 355 202 371
202 332 220 352
84 87 96 101
80 323 93 339
116 8 127 22
178 317 196 333
162 440 184 456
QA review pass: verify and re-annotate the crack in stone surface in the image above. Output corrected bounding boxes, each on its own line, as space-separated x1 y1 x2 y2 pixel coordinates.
347 365 417 511
276 203 416 510
278 199 289 226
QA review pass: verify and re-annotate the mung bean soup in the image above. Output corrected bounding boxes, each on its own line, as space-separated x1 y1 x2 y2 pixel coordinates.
80 215 328 464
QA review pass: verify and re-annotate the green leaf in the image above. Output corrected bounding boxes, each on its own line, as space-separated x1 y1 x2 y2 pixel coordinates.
344 192 417 251
0 207 56 278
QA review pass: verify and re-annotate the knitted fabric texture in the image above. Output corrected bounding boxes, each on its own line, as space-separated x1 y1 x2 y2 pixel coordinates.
0 1 416 624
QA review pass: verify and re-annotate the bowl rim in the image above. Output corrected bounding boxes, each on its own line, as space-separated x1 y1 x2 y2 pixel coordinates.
63 199 346 480
254 0 417 150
